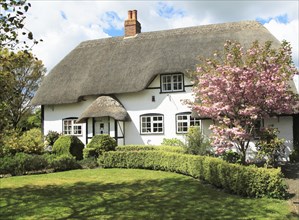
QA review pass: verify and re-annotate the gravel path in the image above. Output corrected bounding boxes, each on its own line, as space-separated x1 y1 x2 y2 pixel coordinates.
281 162 299 215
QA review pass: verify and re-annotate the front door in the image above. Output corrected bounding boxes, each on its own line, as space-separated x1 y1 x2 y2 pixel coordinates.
95 117 109 135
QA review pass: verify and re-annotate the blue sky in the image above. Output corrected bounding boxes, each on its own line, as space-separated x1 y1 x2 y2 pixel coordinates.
26 1 298 71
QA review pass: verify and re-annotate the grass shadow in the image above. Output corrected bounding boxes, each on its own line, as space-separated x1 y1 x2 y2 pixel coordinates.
0 173 292 219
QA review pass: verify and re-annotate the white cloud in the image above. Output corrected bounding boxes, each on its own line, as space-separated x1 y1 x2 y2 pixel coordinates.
25 0 298 72
264 19 299 67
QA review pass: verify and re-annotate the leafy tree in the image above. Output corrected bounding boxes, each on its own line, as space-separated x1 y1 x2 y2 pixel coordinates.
1 0 43 148
17 108 41 131
0 0 41 49
189 40 299 164
0 48 46 130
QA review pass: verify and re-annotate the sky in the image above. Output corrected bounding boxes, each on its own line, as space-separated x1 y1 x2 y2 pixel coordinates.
25 0 299 72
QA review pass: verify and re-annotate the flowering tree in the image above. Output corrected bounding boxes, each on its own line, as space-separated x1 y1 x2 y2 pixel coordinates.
189 40 299 164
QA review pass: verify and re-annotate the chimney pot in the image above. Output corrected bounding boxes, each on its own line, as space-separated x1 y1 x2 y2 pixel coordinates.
132 10 137 20
128 10 132 19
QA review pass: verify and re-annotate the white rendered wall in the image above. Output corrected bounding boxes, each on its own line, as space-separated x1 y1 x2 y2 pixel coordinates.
116 75 194 145
43 97 96 145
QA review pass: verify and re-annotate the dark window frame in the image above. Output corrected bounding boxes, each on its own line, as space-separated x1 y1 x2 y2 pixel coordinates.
140 113 164 135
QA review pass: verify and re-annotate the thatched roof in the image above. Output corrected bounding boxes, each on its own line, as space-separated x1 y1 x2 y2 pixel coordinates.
76 96 129 123
31 20 281 105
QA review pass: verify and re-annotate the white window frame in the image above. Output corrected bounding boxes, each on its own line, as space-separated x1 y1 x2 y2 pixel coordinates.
63 119 82 136
176 113 201 134
140 114 164 134
161 73 184 93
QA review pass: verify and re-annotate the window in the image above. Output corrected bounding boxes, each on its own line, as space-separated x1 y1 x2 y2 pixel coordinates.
161 73 184 92
140 114 164 134
253 119 264 139
176 113 201 133
63 119 82 135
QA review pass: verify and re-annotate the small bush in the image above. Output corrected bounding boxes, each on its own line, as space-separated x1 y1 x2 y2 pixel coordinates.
47 154 81 172
116 145 186 154
19 128 44 154
161 138 184 147
83 148 97 159
220 150 241 164
52 135 84 160
185 126 211 155
2 129 44 156
1 130 22 156
100 151 287 199
45 131 61 146
78 157 99 169
0 153 48 176
86 134 116 157
256 127 285 167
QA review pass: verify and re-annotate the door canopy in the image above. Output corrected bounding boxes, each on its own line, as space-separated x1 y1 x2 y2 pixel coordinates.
77 96 129 123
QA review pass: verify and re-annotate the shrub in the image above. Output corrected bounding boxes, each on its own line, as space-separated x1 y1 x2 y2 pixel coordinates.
256 127 285 167
52 135 84 160
45 130 61 146
100 151 287 199
185 126 211 155
78 157 99 169
83 148 97 159
47 154 81 172
0 153 48 176
220 150 241 164
86 134 116 157
116 145 186 154
19 128 44 154
161 138 184 147
1 129 22 156
2 129 44 156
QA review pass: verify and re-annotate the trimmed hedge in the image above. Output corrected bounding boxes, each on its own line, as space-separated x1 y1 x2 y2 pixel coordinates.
116 145 186 154
99 151 287 199
0 153 82 176
52 135 84 160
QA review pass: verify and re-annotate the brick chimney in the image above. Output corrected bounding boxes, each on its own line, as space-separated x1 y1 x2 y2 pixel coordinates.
124 10 141 37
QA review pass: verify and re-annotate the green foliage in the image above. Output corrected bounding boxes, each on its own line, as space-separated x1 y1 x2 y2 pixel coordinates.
19 128 44 154
116 145 186 154
0 153 48 176
256 127 285 167
100 151 287 199
86 134 116 157
17 108 41 131
220 150 242 164
161 138 184 147
0 48 46 138
83 148 97 159
0 0 42 49
1 129 22 156
185 126 211 155
1 128 44 156
78 157 99 169
52 136 84 160
46 154 81 172
45 130 61 146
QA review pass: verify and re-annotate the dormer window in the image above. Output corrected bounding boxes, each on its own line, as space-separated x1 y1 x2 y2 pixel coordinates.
161 73 184 93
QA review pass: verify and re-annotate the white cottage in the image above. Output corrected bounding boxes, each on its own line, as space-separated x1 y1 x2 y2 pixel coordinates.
31 10 299 158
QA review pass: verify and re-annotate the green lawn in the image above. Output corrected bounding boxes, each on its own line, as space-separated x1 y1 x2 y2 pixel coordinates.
0 168 295 219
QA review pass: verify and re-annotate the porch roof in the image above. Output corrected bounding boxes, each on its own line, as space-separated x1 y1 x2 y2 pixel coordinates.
77 96 129 123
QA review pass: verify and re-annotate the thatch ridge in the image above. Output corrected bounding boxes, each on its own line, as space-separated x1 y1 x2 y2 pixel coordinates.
31 20 280 105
